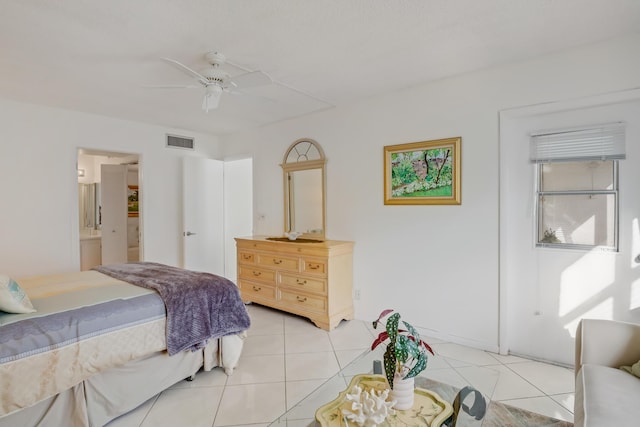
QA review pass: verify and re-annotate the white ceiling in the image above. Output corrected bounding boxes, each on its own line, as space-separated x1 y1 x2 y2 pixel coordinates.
1 1 638 136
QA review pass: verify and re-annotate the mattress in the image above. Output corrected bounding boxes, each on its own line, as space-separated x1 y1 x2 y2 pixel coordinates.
0 269 238 418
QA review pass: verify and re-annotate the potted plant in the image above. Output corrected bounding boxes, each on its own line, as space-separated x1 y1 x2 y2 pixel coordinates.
371 309 434 409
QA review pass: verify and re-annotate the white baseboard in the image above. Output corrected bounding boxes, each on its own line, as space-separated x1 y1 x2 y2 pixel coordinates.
415 326 500 354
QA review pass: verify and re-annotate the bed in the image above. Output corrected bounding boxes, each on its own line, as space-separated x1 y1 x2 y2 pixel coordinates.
0 262 250 427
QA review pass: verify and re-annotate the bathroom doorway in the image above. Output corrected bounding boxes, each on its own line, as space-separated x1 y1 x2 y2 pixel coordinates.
77 149 142 270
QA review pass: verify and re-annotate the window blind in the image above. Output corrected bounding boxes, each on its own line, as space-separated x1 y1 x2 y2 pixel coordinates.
530 122 626 162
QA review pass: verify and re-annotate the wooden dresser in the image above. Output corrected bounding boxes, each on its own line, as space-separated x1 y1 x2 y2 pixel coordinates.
235 236 354 330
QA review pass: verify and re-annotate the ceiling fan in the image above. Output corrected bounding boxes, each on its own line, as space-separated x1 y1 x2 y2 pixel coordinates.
152 51 272 112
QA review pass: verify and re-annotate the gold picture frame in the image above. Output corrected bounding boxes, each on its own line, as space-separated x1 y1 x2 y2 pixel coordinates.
384 137 461 205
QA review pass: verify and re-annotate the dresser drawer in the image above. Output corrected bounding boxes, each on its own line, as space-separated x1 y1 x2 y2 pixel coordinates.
279 290 327 313
279 273 327 295
240 281 276 301
238 251 256 264
238 265 276 284
257 254 299 271
302 259 327 276
245 241 325 257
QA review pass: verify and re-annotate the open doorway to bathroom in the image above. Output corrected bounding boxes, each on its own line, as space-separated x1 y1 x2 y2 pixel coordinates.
77 148 142 270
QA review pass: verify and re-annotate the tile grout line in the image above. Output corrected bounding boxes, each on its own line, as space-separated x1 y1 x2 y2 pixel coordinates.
209 373 230 427
136 393 160 427
492 359 575 419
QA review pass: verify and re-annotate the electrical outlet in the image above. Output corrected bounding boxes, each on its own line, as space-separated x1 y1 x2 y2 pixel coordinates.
354 289 361 300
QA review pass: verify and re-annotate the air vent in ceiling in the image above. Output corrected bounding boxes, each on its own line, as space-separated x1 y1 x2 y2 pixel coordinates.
166 134 194 150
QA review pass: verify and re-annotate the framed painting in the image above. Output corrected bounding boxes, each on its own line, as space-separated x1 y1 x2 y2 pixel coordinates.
384 137 461 205
127 185 139 217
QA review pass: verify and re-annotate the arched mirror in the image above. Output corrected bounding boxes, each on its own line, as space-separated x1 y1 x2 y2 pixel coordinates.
282 139 326 240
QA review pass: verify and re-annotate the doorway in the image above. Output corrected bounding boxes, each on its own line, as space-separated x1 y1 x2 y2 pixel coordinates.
77 149 142 270
499 93 640 365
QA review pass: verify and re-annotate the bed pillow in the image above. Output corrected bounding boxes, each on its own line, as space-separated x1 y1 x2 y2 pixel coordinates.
0 274 36 314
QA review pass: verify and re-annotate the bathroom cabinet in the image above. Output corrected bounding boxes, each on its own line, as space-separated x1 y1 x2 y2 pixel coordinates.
80 235 102 271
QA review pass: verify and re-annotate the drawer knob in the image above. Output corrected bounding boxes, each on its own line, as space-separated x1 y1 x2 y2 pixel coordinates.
243 254 252 260
296 279 307 285
253 271 262 276
273 259 283 265
296 296 307 303
309 264 320 270
252 286 262 291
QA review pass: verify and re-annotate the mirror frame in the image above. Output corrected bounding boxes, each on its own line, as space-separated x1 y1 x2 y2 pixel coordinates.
281 138 326 240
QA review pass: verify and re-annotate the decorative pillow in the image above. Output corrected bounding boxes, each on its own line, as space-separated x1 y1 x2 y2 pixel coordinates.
0 274 36 314
621 359 640 378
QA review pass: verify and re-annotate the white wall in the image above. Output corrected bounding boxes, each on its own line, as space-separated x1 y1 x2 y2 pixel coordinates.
223 158 253 281
220 35 640 354
0 98 220 277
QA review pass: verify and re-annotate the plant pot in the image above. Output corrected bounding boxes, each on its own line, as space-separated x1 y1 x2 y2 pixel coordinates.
389 373 415 410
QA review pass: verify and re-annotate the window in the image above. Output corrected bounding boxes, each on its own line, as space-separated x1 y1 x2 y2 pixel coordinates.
537 160 617 249
531 123 625 251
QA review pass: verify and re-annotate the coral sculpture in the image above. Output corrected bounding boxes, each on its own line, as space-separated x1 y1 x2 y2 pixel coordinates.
341 385 396 426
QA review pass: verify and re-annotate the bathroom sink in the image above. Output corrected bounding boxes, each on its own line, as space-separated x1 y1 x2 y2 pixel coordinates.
266 237 323 243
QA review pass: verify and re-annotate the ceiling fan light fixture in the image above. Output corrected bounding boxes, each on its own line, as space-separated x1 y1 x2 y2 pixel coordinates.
156 51 272 112
202 85 223 112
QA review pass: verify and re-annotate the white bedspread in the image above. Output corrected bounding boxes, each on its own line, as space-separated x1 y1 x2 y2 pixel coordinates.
1 271 168 416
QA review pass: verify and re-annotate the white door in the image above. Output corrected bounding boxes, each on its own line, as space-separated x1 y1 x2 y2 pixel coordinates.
101 164 128 265
501 96 640 364
183 157 224 275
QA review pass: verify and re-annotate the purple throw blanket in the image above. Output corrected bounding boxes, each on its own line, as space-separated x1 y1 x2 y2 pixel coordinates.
94 262 250 355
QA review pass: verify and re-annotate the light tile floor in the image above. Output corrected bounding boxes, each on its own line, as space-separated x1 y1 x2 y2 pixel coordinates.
107 305 575 427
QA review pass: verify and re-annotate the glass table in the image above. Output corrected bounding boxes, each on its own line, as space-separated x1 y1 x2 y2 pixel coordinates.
268 349 499 427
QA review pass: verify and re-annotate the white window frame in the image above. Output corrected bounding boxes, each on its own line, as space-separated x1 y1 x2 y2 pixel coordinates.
534 160 619 251
531 122 625 252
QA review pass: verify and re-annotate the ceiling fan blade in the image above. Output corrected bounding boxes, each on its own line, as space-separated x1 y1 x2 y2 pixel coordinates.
143 84 201 89
227 89 276 104
230 70 272 89
161 57 208 84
